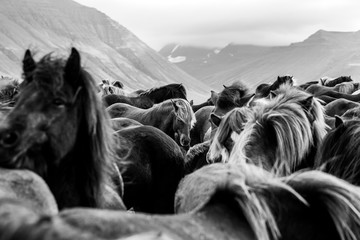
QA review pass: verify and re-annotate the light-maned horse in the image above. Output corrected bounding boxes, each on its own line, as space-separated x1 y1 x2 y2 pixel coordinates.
98 79 127 97
107 98 196 148
320 76 353 87
208 85 328 176
306 82 359 96
102 83 187 108
0 48 124 210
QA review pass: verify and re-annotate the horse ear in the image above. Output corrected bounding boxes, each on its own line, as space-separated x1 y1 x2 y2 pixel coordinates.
64 47 81 83
223 85 228 89
277 76 280 80
335 115 344 128
300 96 314 112
22 49 36 78
210 113 222 127
269 90 277 99
320 78 325 86
189 100 194 106
210 90 219 105
112 81 123 89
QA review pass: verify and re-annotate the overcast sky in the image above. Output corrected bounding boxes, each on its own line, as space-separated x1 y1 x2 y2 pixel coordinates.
74 0 360 50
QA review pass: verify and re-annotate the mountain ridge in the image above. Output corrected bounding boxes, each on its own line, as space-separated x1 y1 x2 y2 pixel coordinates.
0 0 211 102
159 30 360 91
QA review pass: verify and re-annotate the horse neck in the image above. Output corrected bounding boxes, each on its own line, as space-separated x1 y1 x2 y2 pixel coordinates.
143 88 169 103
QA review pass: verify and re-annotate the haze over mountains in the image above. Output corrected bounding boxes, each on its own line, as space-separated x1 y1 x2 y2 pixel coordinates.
0 0 211 102
160 30 360 91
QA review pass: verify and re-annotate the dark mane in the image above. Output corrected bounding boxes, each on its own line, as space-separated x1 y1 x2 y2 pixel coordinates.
0 49 120 209
139 83 187 103
217 81 249 109
315 119 360 185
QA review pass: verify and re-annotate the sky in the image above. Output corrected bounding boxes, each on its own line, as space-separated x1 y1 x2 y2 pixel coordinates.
74 0 360 50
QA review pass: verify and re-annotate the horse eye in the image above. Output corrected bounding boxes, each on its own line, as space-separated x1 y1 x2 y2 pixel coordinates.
53 98 65 106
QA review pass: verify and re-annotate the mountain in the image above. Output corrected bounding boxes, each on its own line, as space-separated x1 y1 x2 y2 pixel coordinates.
160 30 360 91
0 0 211 102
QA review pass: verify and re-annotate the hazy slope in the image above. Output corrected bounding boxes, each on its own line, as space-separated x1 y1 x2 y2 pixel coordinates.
160 30 360 91
0 0 211 102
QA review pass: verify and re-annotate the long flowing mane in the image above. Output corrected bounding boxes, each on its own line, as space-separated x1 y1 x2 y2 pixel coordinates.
176 162 360 240
229 85 327 175
0 49 120 209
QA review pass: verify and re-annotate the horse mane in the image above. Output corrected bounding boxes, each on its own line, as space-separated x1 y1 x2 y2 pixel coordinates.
175 163 287 240
34 52 118 208
229 85 327 175
334 82 357 94
208 107 252 163
315 119 360 186
176 162 360 240
283 170 360 240
139 83 187 100
217 81 249 109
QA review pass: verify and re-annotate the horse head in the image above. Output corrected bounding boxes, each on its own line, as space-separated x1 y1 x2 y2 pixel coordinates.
207 107 252 163
171 99 196 147
0 48 119 209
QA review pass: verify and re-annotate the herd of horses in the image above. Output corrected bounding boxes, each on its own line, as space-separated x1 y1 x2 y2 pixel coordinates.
1 48 360 239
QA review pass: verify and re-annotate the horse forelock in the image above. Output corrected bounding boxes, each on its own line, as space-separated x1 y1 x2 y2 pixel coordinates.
172 99 196 128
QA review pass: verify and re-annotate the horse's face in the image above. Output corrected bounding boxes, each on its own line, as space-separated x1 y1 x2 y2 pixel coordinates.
0 49 82 177
172 100 194 147
207 108 249 163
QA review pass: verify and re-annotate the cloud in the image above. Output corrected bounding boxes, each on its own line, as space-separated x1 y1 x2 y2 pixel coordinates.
75 0 360 50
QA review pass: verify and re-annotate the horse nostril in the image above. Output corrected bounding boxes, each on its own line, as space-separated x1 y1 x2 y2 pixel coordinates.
1 131 19 148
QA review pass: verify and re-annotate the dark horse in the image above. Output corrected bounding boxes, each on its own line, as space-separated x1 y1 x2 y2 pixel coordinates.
102 83 187 108
0 79 20 106
2 163 360 240
0 48 124 210
116 125 185 213
315 118 360 186
254 75 294 98
107 98 196 148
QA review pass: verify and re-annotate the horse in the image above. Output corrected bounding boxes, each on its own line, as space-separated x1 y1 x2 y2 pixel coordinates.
0 79 20 106
111 117 143 131
209 85 328 176
98 79 127 97
297 80 319 90
320 76 353 87
102 83 187 108
306 82 360 96
190 105 214 146
4 162 360 240
212 81 251 118
314 89 360 104
0 48 125 210
254 75 294 98
176 163 360 240
315 118 360 186
116 125 185 214
184 140 211 174
190 90 217 113
324 98 360 117
107 98 196 148
0 168 58 215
